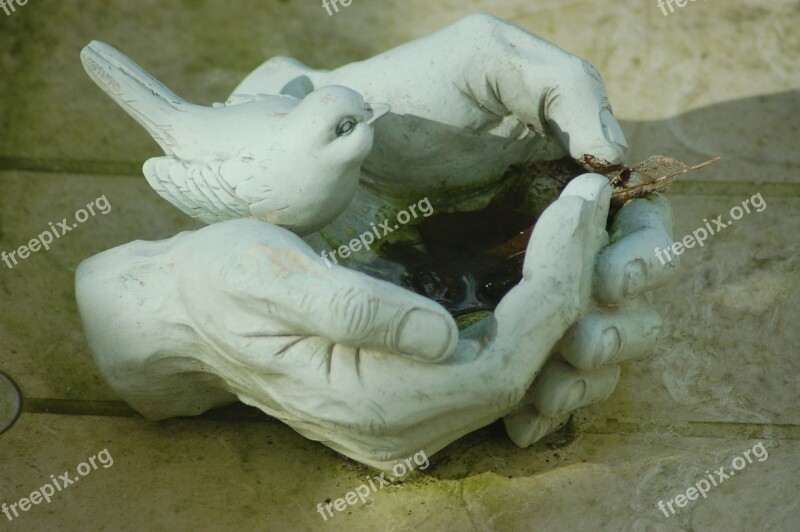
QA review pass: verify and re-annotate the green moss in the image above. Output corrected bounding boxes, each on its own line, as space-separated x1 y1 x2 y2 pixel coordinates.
455 311 493 330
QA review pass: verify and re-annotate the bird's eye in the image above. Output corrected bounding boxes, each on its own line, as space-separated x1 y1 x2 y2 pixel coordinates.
336 118 357 137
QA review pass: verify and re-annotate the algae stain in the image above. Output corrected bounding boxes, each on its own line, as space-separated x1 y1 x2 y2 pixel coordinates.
542 416 579 451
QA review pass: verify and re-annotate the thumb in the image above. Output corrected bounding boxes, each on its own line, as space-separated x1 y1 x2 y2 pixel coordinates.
492 174 610 357
294 266 460 363
196 219 459 363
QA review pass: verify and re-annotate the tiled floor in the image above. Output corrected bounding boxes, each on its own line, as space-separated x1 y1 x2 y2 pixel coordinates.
0 1 798 530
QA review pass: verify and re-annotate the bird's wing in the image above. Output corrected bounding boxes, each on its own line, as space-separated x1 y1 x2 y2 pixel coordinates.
143 157 253 224
232 165 291 220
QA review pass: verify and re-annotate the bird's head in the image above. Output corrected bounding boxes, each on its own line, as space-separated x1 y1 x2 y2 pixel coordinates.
287 86 390 171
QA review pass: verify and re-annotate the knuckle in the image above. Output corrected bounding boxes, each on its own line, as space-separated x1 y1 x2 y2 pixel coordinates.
461 12 501 31
554 57 605 93
331 286 380 341
568 56 601 80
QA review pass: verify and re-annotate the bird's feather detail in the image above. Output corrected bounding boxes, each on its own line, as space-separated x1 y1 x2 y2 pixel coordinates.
81 41 191 155
144 157 252 224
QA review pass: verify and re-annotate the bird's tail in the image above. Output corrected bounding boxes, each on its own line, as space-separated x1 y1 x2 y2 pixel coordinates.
81 41 195 155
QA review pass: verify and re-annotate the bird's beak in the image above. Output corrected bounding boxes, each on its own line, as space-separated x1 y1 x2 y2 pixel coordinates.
366 103 391 125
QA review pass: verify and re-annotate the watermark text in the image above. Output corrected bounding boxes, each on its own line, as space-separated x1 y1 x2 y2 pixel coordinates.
2 195 112 270
322 0 354 17
0 0 28 17
2 449 114 522
658 0 707 17
320 197 433 267
657 441 768 518
316 450 429 521
655 192 766 265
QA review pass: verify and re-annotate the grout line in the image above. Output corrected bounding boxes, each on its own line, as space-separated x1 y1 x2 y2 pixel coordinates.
0 157 143 177
668 180 800 197
21 399 800 440
580 419 800 440
23 399 139 417
22 398 277 423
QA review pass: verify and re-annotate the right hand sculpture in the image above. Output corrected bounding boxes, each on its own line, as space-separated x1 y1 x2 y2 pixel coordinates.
234 13 629 200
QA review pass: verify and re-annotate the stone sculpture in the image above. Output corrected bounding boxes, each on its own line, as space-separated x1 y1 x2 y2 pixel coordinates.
76 14 676 469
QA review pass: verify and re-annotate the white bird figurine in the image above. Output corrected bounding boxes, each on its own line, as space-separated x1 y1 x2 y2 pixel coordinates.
80 41 390 235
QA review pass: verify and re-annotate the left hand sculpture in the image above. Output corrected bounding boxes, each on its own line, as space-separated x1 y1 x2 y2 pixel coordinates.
78 175 615 469
76 14 675 468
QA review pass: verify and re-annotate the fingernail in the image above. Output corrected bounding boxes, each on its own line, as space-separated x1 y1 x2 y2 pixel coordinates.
598 326 622 365
622 259 646 299
600 109 628 150
556 379 587 414
396 309 455 361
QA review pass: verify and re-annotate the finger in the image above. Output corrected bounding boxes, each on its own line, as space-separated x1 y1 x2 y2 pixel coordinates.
494 175 609 356
529 359 620 418
487 173 611 400
521 173 610 283
560 297 662 371
560 173 613 229
595 193 677 304
490 196 589 364
502 404 569 449
542 62 629 164
462 16 628 163
558 173 612 301
192 219 459 363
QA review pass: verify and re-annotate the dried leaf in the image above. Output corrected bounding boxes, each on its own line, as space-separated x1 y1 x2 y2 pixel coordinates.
579 155 721 206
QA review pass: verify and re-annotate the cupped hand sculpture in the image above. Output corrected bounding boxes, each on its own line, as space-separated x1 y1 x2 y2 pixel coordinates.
76 14 677 469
